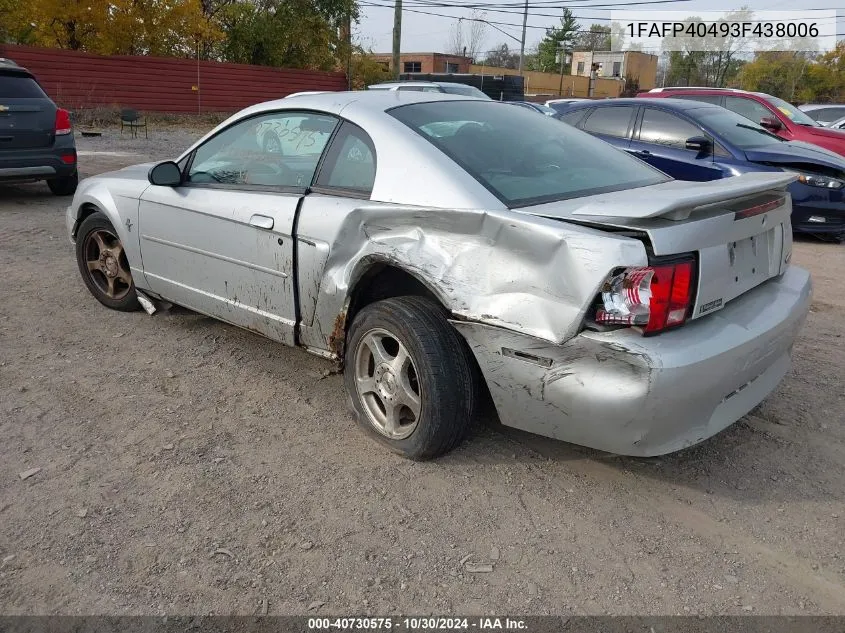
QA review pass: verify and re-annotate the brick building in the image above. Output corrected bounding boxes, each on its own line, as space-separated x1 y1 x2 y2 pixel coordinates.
370 52 473 75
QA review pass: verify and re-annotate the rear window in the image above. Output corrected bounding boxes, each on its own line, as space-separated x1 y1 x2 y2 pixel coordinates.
389 100 669 208
0 73 48 99
438 85 490 99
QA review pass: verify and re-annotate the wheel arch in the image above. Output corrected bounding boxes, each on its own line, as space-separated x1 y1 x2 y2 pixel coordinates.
329 258 450 360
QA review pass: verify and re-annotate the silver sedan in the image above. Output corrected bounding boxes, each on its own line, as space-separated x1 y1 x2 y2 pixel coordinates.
67 91 812 459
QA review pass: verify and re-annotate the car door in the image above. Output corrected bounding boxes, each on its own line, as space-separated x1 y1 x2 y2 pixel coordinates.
138 110 339 345
628 107 723 182
294 121 379 353
579 105 635 149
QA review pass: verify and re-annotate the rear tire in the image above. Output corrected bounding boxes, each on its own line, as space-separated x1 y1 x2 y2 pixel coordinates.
344 296 478 460
48 171 78 196
75 212 140 312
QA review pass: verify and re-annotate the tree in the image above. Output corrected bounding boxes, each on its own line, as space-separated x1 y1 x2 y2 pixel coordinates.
661 10 752 88
482 43 520 69
573 24 610 52
3 0 358 72
446 11 487 61
4 0 220 56
536 8 579 73
216 0 357 70
738 50 815 101
351 47 389 88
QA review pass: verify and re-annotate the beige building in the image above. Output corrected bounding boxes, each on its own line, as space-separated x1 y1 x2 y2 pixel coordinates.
370 53 472 75
570 51 658 90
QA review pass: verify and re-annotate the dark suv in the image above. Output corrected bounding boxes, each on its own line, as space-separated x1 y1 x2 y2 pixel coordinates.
0 58 77 195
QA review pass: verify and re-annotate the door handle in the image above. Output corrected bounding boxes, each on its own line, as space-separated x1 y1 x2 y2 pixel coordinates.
249 214 274 230
635 149 651 156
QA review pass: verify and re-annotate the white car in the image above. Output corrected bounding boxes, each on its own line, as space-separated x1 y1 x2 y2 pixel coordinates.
798 103 845 127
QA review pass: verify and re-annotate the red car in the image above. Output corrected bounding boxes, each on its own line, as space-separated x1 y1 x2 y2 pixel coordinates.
638 88 845 157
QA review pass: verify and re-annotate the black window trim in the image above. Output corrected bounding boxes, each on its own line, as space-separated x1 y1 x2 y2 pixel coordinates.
311 120 378 199
180 108 343 194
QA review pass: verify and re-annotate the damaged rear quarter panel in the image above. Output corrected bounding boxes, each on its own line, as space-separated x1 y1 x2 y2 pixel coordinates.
296 198 650 356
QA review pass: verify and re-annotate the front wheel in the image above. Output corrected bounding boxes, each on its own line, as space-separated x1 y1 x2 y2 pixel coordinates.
75 212 140 311
344 296 478 460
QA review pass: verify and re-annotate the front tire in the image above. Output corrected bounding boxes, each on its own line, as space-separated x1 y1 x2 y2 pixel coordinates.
75 212 140 312
48 171 78 196
344 296 477 460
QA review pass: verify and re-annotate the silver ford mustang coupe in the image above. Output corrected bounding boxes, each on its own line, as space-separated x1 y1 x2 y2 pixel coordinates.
67 91 812 460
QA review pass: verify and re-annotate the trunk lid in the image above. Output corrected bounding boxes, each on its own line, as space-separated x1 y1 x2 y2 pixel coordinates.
0 71 56 151
525 172 796 321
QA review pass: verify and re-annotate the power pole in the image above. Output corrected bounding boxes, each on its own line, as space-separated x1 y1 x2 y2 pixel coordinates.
392 0 402 79
345 10 352 89
518 0 528 74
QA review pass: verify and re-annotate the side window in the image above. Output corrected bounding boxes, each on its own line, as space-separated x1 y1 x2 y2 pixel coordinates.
724 97 773 125
581 106 635 138
810 107 845 123
187 111 337 187
673 94 722 105
639 108 702 149
559 109 589 127
316 122 377 195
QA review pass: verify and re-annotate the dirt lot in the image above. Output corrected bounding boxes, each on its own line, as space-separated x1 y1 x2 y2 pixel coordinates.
1 132 845 616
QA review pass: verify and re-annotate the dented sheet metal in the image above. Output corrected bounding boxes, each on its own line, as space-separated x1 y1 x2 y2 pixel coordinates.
451 265 811 456
299 202 649 354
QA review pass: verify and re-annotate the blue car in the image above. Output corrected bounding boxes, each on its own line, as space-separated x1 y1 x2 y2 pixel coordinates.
556 98 845 239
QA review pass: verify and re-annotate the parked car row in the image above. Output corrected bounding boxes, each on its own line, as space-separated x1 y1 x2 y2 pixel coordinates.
553 97 845 239
537 86 845 241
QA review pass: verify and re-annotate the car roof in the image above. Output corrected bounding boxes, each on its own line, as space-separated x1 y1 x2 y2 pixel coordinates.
369 81 441 88
565 97 721 111
646 87 746 94
643 87 779 101
799 103 845 110
276 89 479 112
0 57 33 76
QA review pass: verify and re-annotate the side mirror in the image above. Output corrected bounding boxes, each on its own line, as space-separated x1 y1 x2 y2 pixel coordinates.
148 161 182 186
685 135 712 154
760 116 782 131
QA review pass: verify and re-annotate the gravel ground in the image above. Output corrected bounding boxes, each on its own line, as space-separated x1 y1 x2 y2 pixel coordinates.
1 130 844 616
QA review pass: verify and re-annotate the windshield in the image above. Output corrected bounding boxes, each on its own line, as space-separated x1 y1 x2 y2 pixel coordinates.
762 95 820 126
438 84 490 99
697 108 785 149
389 100 669 208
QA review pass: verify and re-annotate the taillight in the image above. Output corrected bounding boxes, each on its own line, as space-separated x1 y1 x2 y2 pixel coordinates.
55 108 72 135
595 258 696 334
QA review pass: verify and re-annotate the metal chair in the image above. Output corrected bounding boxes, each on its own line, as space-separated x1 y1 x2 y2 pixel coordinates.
120 108 148 138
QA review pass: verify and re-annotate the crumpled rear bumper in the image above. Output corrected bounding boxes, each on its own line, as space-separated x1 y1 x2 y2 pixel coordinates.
452 265 812 456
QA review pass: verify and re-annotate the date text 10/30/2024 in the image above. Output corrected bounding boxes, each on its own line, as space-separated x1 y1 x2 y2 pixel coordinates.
308 618 528 630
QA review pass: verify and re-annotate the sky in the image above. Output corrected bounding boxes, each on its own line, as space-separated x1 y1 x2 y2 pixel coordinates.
353 0 842 58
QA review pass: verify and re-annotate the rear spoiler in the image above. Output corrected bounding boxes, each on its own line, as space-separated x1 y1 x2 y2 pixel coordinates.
571 172 797 221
